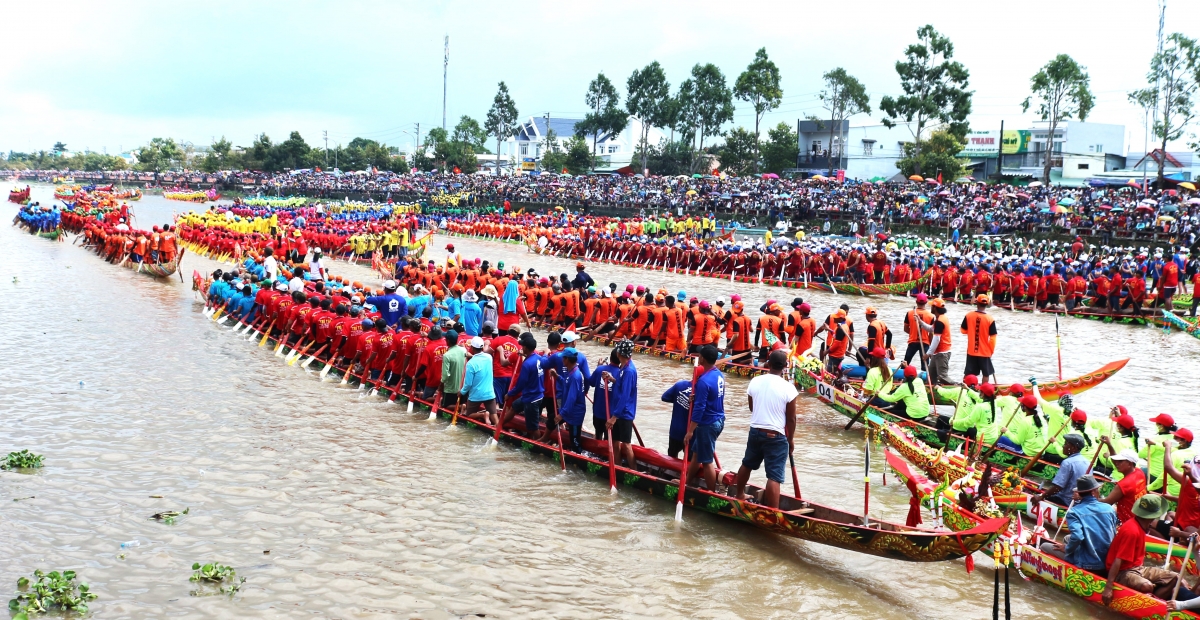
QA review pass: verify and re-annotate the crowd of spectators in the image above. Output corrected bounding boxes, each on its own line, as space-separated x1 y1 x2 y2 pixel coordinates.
8 168 1199 245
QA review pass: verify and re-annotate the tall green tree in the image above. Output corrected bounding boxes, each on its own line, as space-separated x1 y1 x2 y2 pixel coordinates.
484 81 519 176
719 127 759 176
540 129 568 174
818 68 871 176
734 48 783 172
563 136 594 175
896 130 966 182
1129 33 1199 185
626 61 672 174
135 137 183 172
689 63 735 160
268 131 313 171
577 72 628 170
879 25 972 175
760 122 799 174
452 115 489 153
1022 54 1095 184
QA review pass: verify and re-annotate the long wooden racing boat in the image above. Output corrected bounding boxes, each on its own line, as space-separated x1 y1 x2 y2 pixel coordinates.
1162 310 1200 341
217 312 1008 563
119 249 183 278
886 446 1200 619
8 187 30 204
935 294 1183 330
841 358 1129 404
800 366 1093 485
513 233 927 297
525 318 766 379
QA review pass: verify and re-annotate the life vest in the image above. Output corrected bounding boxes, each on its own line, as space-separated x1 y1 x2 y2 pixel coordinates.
933 314 953 354
906 309 932 344
961 310 995 357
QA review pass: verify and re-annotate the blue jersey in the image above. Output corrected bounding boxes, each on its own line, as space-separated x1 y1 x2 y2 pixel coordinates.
463 302 482 336
510 354 546 403
589 363 619 421
365 294 407 327
610 360 638 421
661 380 693 441
691 367 726 426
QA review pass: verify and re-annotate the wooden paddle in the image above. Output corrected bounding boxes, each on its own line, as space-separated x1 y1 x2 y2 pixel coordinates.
496 354 524 444
601 381 617 492
676 374 700 522
258 319 276 347
1019 417 1070 477
1171 535 1197 604
843 393 875 431
790 452 802 499
301 344 328 369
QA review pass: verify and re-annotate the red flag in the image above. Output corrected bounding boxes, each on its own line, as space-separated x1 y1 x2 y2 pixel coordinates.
937 172 943 184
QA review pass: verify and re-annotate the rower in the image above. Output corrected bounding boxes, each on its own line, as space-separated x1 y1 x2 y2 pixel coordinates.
555 349 587 453
858 306 891 365
995 394 1040 455
1100 449 1147 523
660 377 693 459
960 294 997 384
937 375 980 444
600 339 638 470
685 345 726 493
902 293 933 369
506 332 546 438
921 298 952 385
1102 495 1197 605
1101 414 1143 479
875 365 930 421
1037 475 1117 573
1142 413 1181 495
1162 440 1200 534
460 336 498 425
860 347 893 408
1032 433 1090 506
734 350 799 509
816 309 851 374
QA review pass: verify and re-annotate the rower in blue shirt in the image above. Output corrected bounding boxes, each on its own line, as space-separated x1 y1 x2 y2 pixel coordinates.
505 333 546 438
661 379 693 459
589 352 620 441
687 345 726 493
462 289 483 336
364 280 407 327
555 349 587 453
600 339 638 470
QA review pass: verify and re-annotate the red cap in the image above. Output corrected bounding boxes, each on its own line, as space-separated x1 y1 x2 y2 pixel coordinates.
1113 405 1129 417
870 347 886 358
1117 414 1136 430
962 375 979 386
1149 413 1175 426
1009 383 1026 396
904 365 918 378
1070 410 1088 423
1019 394 1038 410
1176 428 1194 443
979 383 996 397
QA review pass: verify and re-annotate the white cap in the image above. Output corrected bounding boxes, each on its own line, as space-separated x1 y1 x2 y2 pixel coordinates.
562 331 578 343
470 336 484 348
383 280 397 290
1110 449 1139 464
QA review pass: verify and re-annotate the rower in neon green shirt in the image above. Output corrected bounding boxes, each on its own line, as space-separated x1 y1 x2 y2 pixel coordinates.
877 366 929 420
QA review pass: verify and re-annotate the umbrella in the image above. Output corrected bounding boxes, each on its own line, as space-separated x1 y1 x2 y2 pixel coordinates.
1058 197 1076 206
686 189 697 195
761 173 779 179
1180 181 1196 191
1028 181 1044 187
1098 203 1113 210
1187 197 1200 205
955 176 974 183
925 178 939 184
1110 206 1125 212
1136 204 1155 212
938 190 951 196
1159 215 1177 222
908 175 923 182
974 196 987 202
1016 192 1030 199
1087 178 1108 187
691 173 702 178
811 174 827 180
1126 179 1142 188
1051 205 1070 214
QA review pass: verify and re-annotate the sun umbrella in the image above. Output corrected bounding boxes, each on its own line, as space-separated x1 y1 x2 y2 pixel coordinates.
938 190 950 196
691 173 702 178
1126 179 1142 188
925 178 939 184
1110 206 1125 212
974 196 987 202
908 175 923 182
1016 192 1030 199
1051 205 1070 214
955 177 974 183
1186 197 1200 205
1058 197 1076 206
1136 204 1155 212
1159 215 1177 222
686 189 697 195
1180 181 1196 191
812 174 827 180
1028 181 1044 188
1097 203 1113 210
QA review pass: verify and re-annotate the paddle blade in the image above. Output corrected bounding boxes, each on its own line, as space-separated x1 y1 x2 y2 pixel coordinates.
406 399 414 412
319 364 333 379
258 331 271 347
674 502 683 522
301 355 317 368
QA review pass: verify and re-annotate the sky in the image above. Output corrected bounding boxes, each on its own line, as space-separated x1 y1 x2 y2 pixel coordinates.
2 0 1198 157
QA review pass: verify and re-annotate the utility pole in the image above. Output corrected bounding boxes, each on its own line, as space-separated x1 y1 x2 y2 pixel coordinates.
995 120 1004 180
443 35 449 134
543 112 550 170
1149 0 1166 195
323 130 329 169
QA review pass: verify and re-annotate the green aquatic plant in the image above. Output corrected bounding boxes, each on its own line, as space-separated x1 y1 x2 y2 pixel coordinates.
7 569 97 618
189 562 244 596
1 450 44 470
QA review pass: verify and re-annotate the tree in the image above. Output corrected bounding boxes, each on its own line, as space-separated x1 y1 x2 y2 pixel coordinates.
1021 54 1094 184
452 115 489 153
761 121 799 174
577 72 628 171
540 129 568 174
484 81 518 176
135 138 183 172
52 141 67 153
626 61 672 174
1129 33 1199 186
879 25 973 175
563 136 594 175
687 63 735 168
896 130 966 181
734 48 783 172
268 131 313 171
818 68 871 176
428 126 479 174
719 127 759 175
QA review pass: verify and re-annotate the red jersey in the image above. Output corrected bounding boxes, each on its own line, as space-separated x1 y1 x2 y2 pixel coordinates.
489 334 519 379
419 339 449 387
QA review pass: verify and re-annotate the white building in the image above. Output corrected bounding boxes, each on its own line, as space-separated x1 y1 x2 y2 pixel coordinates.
511 115 667 173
